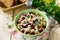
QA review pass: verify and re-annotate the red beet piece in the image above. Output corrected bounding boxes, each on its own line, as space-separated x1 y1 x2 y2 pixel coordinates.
31 24 35 29
22 25 27 28
22 23 31 28
21 17 25 21
23 14 27 16
31 16 33 18
33 19 38 23
29 12 33 14
28 23 31 25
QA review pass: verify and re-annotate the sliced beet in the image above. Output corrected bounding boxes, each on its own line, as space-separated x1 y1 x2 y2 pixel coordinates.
33 19 38 23
23 14 27 16
29 12 33 14
22 23 31 28
21 17 25 21
29 12 36 18
31 24 35 29
29 12 35 15
28 23 31 25
31 16 33 18
22 25 27 28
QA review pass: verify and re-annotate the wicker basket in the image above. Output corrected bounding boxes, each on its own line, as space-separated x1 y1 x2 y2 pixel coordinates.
0 3 27 12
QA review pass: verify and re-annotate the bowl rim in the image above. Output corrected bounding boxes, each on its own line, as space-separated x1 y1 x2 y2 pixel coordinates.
13 9 49 36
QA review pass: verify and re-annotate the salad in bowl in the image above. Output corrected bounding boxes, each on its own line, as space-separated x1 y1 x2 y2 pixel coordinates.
8 9 49 40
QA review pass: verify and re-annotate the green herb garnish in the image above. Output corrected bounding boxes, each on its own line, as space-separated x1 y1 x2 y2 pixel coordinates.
23 21 27 24
27 15 30 18
34 21 40 26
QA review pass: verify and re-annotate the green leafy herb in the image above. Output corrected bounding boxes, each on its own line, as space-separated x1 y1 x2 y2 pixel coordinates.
54 6 60 24
32 0 60 24
34 21 40 26
27 15 30 18
23 21 27 24
8 25 12 29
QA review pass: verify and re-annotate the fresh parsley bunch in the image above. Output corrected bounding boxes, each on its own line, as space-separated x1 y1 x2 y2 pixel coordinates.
32 0 60 24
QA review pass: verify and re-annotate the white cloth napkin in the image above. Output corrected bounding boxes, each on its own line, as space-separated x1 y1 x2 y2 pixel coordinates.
0 8 10 40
